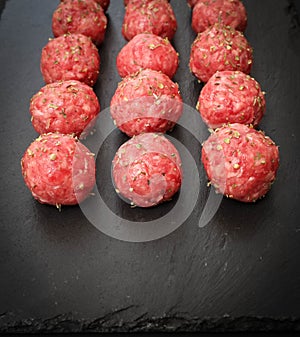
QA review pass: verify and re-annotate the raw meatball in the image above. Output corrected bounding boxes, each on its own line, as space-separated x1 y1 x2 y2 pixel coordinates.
122 0 177 41
21 133 96 207
40 33 100 86
116 33 178 78
110 69 183 137
201 123 279 202
112 133 182 207
30 80 100 137
190 23 253 82
52 0 107 45
197 71 265 128
192 0 247 33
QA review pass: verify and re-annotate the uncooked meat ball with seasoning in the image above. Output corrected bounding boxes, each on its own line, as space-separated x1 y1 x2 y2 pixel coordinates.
21 133 96 207
122 0 177 41
202 123 279 202
190 23 253 82
112 133 182 207
110 69 183 137
40 33 100 86
192 0 247 34
52 0 107 46
30 80 100 137
117 33 179 78
197 71 265 128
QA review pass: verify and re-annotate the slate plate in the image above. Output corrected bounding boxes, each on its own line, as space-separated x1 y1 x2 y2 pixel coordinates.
0 0 300 333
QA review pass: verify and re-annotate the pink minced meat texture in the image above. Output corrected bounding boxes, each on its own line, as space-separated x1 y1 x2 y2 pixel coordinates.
116 33 179 78
201 123 279 202
93 0 110 11
122 0 177 40
40 33 100 86
124 0 170 6
30 80 100 137
61 0 110 9
110 69 183 137
112 133 182 207
187 0 200 8
190 23 253 82
52 0 107 46
197 71 265 128
192 0 247 33
21 133 96 206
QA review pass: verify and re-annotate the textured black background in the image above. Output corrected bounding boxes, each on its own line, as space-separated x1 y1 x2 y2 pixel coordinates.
0 0 300 333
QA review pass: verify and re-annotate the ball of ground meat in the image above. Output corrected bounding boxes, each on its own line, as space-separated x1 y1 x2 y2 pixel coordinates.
201 123 279 202
40 33 100 86
190 23 253 82
122 0 177 40
112 133 182 207
52 0 107 45
30 80 100 137
21 133 96 207
197 71 265 128
110 69 183 137
116 33 179 78
192 0 247 33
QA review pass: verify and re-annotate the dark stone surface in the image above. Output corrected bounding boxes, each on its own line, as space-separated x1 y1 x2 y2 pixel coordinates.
1 313 300 333
0 0 300 333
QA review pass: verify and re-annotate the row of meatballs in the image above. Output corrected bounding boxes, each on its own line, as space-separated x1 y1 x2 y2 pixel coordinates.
21 0 110 208
113 0 182 207
187 0 279 202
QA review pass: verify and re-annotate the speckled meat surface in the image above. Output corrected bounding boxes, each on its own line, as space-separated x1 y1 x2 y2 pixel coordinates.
21 133 96 206
40 33 100 86
197 70 265 128
190 23 253 82
112 133 182 207
110 69 182 136
191 0 247 33
116 33 178 78
30 80 100 136
122 0 177 40
52 0 108 45
201 123 279 202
